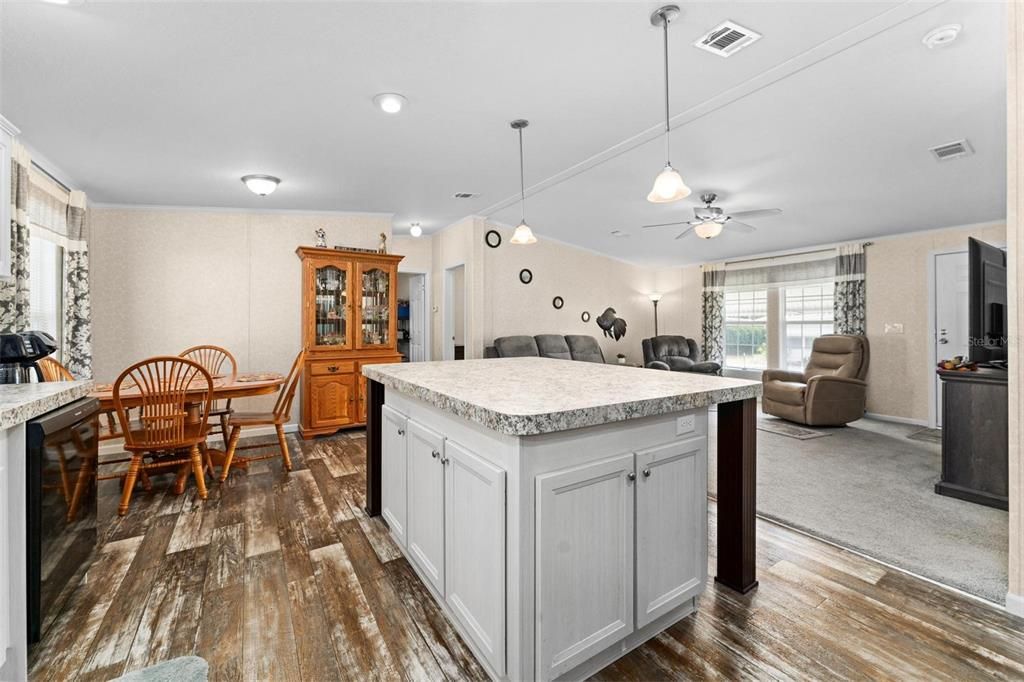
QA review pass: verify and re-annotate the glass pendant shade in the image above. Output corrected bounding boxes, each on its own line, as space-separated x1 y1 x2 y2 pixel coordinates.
510 221 537 245
694 221 723 239
646 164 691 203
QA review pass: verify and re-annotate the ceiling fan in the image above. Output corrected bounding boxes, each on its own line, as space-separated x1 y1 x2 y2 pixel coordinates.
642 192 782 240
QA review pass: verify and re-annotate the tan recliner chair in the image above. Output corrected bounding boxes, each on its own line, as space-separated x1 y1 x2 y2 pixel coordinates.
761 335 869 426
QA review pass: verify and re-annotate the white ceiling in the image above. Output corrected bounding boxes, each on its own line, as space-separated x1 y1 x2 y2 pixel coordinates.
0 1 1007 266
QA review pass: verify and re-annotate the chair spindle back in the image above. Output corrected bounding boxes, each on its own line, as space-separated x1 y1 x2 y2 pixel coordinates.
274 349 306 422
114 357 213 450
179 345 238 383
39 357 75 382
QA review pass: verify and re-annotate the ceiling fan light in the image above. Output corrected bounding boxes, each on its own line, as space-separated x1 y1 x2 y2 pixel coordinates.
510 221 537 245
694 221 723 239
241 174 280 196
409 222 423 238
647 165 691 203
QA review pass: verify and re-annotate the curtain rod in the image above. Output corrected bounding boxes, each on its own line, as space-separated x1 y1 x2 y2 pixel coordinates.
30 161 71 193
724 241 873 268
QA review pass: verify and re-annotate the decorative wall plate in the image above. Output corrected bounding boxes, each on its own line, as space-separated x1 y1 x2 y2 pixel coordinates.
552 296 564 309
519 268 533 284
485 229 502 248
581 311 591 322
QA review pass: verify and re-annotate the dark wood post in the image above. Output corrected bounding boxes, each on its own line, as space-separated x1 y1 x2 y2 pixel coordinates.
715 397 758 593
365 378 384 516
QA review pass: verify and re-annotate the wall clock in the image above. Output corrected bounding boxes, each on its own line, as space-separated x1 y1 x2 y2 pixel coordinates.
581 311 591 322
519 268 533 284
485 230 502 248
552 296 564 309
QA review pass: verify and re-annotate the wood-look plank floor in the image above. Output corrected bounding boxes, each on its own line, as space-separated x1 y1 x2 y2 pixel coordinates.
30 430 1024 681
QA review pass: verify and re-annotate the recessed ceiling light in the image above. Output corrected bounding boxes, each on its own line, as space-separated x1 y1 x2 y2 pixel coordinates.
373 93 407 114
410 222 423 238
241 174 280 196
922 24 961 49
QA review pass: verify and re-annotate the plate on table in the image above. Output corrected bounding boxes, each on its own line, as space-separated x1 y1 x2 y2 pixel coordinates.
237 372 285 383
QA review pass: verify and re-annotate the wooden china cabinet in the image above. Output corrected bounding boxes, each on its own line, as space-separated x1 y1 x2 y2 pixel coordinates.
296 246 405 439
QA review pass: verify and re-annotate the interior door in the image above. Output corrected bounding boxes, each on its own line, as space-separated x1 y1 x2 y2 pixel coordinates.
410 274 426 362
535 453 635 680
635 439 707 628
444 440 506 676
406 421 445 595
381 405 408 548
934 251 970 426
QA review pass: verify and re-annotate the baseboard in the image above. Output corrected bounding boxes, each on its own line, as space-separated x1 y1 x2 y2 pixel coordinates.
863 412 929 427
98 423 300 456
1006 592 1024 617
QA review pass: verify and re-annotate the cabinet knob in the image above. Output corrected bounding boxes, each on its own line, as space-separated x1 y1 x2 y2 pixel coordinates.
441 456 449 465
397 428 404 436
627 472 636 482
431 450 439 459
642 468 651 478
327 365 339 372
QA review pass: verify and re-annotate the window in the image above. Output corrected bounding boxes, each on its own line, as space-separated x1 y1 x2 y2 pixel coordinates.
783 284 834 370
724 289 768 370
29 235 63 354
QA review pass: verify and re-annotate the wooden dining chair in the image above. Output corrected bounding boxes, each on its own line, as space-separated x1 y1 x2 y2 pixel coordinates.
219 349 305 481
39 356 74 382
111 356 214 516
180 345 238 449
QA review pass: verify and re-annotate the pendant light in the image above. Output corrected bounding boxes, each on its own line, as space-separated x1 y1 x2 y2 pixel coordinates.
647 5 691 204
509 119 537 245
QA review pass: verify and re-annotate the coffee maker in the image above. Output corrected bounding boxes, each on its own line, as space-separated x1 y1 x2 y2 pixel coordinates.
0 331 59 383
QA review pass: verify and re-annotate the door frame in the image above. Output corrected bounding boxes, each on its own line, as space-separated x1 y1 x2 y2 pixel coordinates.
927 248 967 429
399 269 431 362
443 263 467 361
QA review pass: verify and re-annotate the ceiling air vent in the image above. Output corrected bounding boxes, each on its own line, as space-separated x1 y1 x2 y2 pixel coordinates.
929 139 974 161
452 192 480 199
694 21 761 57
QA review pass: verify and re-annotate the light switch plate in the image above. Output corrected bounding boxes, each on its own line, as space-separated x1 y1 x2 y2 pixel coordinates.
884 322 904 334
676 414 696 435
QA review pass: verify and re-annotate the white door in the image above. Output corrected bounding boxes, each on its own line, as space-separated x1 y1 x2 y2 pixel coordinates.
0 451 8 668
934 252 970 426
444 440 506 676
635 440 707 628
406 420 446 595
409 274 426 362
536 453 635 680
381 405 408 548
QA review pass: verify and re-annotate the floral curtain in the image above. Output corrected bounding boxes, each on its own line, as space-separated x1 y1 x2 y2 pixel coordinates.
834 242 866 335
0 144 31 332
701 262 727 365
63 191 92 378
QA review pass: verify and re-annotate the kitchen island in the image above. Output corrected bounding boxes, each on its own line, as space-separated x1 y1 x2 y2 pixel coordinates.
361 358 760 681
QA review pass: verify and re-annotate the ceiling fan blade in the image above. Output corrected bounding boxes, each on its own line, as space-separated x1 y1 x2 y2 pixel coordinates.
726 221 757 233
642 221 690 229
674 226 695 240
728 208 782 220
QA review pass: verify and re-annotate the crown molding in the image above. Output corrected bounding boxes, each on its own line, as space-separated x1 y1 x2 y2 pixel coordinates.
90 202 394 219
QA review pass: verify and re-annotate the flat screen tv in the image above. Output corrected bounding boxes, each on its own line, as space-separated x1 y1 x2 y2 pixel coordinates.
968 237 1007 365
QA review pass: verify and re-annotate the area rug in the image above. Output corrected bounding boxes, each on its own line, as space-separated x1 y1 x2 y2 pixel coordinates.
708 416 1008 604
907 427 943 444
756 417 832 440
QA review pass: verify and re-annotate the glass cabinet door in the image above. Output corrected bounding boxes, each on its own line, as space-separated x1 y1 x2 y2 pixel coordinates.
358 263 393 348
312 262 351 348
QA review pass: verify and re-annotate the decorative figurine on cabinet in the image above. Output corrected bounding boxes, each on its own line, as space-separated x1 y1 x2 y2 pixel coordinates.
314 227 327 248
378 232 388 254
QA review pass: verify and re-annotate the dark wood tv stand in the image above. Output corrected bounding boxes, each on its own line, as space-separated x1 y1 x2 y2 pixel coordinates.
935 368 1008 510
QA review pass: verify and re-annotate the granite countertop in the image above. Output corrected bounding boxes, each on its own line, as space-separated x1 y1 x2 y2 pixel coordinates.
362 357 761 436
0 381 95 430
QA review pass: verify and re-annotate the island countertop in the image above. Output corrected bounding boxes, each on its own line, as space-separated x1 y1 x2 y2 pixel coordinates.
0 380 95 431
362 357 761 436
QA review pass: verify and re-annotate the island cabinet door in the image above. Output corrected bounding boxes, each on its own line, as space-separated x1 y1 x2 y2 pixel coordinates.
381 405 408 548
536 453 635 680
406 421 446 595
443 440 506 677
635 440 708 629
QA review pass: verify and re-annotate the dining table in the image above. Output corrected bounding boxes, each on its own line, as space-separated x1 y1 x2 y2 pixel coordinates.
90 373 285 494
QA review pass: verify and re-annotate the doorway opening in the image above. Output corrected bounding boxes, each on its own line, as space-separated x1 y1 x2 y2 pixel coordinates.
929 250 970 428
444 264 466 360
397 272 429 362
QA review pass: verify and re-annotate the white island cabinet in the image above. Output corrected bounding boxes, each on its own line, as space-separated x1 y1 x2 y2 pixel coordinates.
364 357 760 681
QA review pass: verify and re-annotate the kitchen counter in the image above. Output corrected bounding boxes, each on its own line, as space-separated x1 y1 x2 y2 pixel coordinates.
361 357 760 435
0 380 94 431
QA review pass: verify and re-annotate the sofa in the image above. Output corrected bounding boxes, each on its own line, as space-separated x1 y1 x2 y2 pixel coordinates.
642 336 721 375
761 334 870 426
485 334 606 363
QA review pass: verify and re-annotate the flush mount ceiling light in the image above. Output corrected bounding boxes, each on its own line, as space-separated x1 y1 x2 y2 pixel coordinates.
241 174 280 196
373 93 407 114
409 222 423 238
39 0 85 5
509 119 538 245
922 24 961 49
693 221 724 239
647 5 692 204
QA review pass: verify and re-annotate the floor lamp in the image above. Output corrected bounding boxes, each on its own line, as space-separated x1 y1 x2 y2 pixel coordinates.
649 293 662 336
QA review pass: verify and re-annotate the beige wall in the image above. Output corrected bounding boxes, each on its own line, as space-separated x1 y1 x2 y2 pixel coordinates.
90 207 391 419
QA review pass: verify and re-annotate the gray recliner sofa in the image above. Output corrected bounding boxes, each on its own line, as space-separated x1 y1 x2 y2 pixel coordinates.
485 334 606 363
